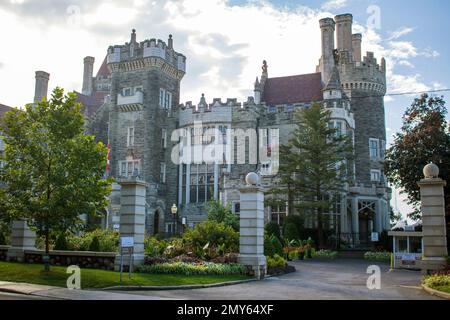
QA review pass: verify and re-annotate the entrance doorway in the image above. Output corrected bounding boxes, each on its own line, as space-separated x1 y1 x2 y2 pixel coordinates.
154 210 160 236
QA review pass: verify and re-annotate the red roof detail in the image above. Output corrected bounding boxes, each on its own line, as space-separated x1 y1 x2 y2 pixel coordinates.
0 103 13 120
96 56 110 78
262 73 323 105
74 92 105 118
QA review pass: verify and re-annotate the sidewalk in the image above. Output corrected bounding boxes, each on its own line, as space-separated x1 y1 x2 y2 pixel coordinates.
0 281 166 300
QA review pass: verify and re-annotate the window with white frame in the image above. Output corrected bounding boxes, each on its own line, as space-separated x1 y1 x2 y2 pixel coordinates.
165 91 172 110
159 89 172 109
165 222 175 234
160 162 166 183
123 87 132 97
370 169 381 182
159 89 165 107
127 127 135 147
161 129 167 149
369 138 379 159
380 140 386 159
119 160 140 178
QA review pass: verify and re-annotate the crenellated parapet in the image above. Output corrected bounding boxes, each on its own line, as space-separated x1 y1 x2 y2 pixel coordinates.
339 51 386 95
178 95 257 127
107 30 186 80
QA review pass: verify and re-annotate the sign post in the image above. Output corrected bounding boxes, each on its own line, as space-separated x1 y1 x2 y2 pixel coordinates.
119 236 134 286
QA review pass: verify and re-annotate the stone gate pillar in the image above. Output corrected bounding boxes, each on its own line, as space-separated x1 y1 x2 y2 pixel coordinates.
418 163 448 273
114 178 147 271
7 219 36 262
239 172 266 280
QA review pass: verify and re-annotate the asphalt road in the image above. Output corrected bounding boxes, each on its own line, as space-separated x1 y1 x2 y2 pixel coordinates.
0 259 441 300
0 291 52 300
117 259 441 300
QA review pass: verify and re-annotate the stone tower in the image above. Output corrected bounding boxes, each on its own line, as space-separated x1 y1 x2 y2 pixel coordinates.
334 14 387 186
106 30 186 236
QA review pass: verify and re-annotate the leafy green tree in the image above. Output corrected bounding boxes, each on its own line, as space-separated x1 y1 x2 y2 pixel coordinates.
205 200 239 231
0 88 113 270
265 221 281 240
272 103 354 247
385 94 449 221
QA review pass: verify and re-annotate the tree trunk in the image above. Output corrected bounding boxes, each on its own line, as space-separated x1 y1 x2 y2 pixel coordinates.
44 229 50 272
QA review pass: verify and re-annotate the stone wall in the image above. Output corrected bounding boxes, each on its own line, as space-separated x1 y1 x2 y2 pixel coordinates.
0 246 8 261
23 250 116 270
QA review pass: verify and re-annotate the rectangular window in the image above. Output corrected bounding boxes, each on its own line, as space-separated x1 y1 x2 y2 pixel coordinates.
159 89 165 107
119 160 140 178
160 162 166 183
123 87 132 97
369 138 379 159
370 169 381 182
380 140 386 159
161 129 167 149
127 127 135 147
165 91 172 110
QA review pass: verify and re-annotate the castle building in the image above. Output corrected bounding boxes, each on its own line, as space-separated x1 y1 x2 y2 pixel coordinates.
8 13 391 246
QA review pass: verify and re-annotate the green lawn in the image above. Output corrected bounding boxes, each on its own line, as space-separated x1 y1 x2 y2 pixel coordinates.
0 262 250 289
433 285 450 294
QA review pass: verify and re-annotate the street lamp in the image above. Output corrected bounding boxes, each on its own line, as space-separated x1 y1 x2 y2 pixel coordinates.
171 204 178 235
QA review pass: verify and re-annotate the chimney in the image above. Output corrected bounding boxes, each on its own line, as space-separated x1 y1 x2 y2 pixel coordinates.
34 71 50 103
82 56 95 96
352 34 362 62
319 18 335 84
335 14 353 53
168 34 173 49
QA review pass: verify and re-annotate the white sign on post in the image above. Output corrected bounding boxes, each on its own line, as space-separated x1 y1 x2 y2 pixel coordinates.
120 237 134 248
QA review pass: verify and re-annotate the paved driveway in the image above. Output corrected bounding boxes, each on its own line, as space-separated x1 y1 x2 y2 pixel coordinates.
119 259 441 300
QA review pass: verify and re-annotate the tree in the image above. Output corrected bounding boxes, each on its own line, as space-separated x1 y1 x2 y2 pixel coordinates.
0 88 113 271
272 103 354 247
385 94 450 221
205 199 239 231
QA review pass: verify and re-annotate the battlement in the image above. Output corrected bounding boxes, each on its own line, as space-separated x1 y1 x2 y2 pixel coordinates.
179 96 257 113
339 51 386 94
106 30 186 74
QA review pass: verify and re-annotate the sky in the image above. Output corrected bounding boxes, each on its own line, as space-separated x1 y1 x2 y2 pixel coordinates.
0 0 449 220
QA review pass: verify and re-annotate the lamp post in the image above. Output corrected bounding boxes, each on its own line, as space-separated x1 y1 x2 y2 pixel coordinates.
171 204 178 235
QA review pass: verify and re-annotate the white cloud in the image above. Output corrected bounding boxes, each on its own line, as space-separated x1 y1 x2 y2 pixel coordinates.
388 26 415 40
321 0 347 11
0 0 443 109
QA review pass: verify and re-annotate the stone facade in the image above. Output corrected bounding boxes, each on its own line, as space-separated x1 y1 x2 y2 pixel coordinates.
74 14 391 242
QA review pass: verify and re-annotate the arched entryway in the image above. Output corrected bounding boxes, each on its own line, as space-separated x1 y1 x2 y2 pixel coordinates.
153 210 160 236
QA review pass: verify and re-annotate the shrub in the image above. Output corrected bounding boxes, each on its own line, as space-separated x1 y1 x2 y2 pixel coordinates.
206 200 239 231
265 222 281 240
313 249 337 259
65 229 119 252
423 274 450 289
89 236 100 252
182 221 239 256
136 262 247 276
266 254 286 269
264 234 276 257
283 223 298 241
54 233 69 250
364 251 391 262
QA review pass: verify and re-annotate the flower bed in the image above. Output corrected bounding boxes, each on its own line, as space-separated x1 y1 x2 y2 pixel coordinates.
423 274 450 294
313 249 337 259
364 251 391 262
136 262 247 276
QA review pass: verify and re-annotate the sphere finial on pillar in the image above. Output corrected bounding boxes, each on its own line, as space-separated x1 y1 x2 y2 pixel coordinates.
245 172 260 186
423 162 439 179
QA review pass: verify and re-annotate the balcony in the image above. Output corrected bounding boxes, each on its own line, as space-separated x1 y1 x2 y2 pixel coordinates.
117 91 144 112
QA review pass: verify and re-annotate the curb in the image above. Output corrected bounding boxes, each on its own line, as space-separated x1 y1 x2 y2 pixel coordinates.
422 284 450 300
102 278 258 291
